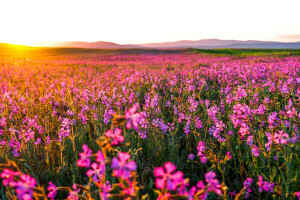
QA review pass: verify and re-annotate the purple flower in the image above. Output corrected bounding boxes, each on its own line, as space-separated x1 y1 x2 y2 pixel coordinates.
188 154 195 160
263 181 274 192
111 152 136 179
251 145 260 157
87 163 105 183
47 182 57 200
205 171 222 195
77 144 92 168
15 174 37 200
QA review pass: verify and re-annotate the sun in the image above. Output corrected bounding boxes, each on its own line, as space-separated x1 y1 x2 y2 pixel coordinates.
1 38 38 46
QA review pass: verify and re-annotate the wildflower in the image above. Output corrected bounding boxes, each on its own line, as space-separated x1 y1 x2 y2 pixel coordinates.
1 169 20 187
47 182 57 200
125 107 141 131
111 152 136 179
226 151 232 160
87 163 105 183
77 144 92 168
105 128 124 146
188 154 195 160
15 174 37 200
154 162 184 191
67 184 80 200
263 181 274 192
274 130 289 144
205 171 222 195
251 145 260 157
99 181 112 200
257 175 263 192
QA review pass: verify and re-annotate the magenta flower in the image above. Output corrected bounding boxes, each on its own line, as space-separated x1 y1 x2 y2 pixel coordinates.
205 171 222 195
15 174 37 200
0 169 20 187
87 163 105 183
251 145 260 157
111 152 136 179
105 128 124 146
197 141 205 153
47 182 57 200
263 181 274 192
286 107 296 118
257 175 263 192
99 181 112 200
67 184 80 200
274 130 289 144
154 162 184 191
226 151 232 160
125 107 141 131
77 144 92 168
96 150 105 164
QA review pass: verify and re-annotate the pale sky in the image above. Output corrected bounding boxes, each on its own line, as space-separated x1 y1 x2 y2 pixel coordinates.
0 0 300 46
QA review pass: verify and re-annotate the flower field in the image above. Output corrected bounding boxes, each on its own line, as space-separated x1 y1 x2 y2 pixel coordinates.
0 53 299 199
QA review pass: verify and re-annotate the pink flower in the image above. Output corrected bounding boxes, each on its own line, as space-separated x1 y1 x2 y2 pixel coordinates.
105 128 124 146
295 191 300 200
47 182 57 200
99 181 111 200
96 150 105 164
197 141 205 153
286 107 296 118
263 181 274 192
67 184 80 200
243 178 253 188
226 151 232 160
257 175 263 192
77 144 92 168
16 174 37 200
87 163 105 183
154 162 184 191
205 171 222 195
0 169 20 186
111 152 136 179
274 130 289 144
125 107 141 131
251 145 260 157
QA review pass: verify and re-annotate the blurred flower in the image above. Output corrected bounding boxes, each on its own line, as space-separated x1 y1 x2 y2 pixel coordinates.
77 144 92 168
154 162 183 191
111 152 136 179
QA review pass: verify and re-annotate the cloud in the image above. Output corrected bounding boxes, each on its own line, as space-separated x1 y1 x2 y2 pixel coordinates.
278 34 300 42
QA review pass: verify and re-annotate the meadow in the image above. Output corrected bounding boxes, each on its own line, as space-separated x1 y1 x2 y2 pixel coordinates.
0 49 299 199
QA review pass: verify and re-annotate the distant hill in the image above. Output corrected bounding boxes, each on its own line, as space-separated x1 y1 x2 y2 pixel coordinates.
34 39 300 49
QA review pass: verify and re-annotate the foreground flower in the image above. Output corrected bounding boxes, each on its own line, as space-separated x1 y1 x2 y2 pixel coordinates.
47 182 57 200
77 144 92 168
205 171 222 195
67 184 80 200
125 107 141 131
111 152 136 179
0 168 20 187
15 174 37 200
87 163 105 183
154 162 184 191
